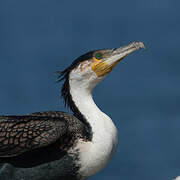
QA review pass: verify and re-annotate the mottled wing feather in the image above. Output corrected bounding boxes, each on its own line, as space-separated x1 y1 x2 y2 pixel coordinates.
0 112 68 157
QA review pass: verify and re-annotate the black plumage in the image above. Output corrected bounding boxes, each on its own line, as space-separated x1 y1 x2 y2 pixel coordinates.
0 111 89 179
0 111 87 157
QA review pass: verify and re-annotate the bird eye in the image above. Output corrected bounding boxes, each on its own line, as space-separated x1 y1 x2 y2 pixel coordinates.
95 53 103 60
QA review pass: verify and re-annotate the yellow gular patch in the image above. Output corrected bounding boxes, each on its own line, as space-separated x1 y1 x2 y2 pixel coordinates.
92 60 119 77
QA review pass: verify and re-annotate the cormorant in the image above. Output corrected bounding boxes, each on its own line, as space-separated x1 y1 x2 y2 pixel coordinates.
0 42 145 180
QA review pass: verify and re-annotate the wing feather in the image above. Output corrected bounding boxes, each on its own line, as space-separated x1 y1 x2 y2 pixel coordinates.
0 111 69 157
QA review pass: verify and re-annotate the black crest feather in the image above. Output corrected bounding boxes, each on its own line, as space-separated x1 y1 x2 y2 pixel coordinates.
57 50 94 108
57 51 95 140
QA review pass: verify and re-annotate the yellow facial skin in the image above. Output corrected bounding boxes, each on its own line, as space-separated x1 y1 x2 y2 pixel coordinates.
92 56 120 77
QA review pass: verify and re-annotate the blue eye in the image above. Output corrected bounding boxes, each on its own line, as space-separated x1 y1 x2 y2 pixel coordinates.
95 53 103 60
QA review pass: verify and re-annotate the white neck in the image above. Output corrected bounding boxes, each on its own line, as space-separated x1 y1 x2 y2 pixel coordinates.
69 73 118 178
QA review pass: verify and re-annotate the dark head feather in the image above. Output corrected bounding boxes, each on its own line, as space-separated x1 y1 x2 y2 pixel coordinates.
57 50 94 108
57 51 95 140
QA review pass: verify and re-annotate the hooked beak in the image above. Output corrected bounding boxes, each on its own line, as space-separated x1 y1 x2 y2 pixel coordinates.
92 41 145 77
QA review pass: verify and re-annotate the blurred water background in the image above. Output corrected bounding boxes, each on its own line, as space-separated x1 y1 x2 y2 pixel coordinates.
0 0 180 179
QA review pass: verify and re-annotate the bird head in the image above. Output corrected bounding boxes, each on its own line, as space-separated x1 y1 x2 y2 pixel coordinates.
58 41 145 106
60 42 145 90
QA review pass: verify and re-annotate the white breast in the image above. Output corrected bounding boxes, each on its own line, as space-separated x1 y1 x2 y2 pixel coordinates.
69 88 118 178
76 118 118 179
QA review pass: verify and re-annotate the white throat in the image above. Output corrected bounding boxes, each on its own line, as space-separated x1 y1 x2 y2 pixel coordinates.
69 70 118 178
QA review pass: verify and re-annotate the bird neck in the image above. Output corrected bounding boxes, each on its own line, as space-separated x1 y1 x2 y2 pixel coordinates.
68 75 118 177
69 78 117 144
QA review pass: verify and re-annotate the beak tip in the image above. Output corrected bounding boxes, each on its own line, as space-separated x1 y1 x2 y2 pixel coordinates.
133 41 146 50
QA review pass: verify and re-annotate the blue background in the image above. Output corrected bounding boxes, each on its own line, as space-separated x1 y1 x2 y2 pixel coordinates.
0 0 180 180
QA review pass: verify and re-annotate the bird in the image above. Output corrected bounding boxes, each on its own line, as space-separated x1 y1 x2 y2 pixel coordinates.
0 41 145 180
